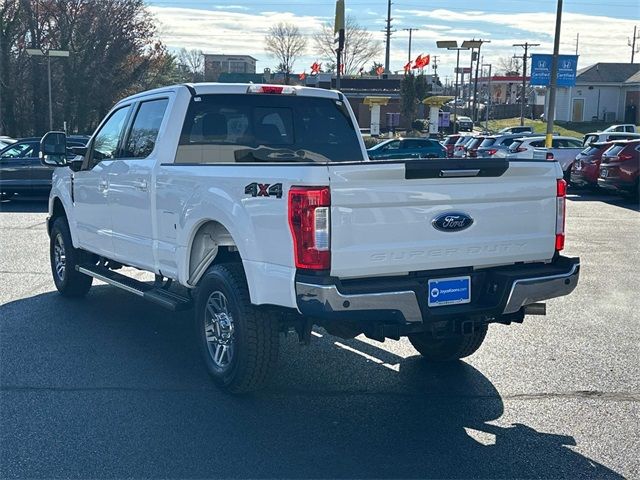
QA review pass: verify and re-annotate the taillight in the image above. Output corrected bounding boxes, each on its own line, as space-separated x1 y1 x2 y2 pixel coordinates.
288 186 331 270
516 147 527 153
546 152 554 160
486 148 498 156
555 179 566 251
618 152 632 161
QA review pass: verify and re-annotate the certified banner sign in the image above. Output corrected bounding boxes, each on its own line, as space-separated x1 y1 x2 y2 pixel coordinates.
530 54 578 87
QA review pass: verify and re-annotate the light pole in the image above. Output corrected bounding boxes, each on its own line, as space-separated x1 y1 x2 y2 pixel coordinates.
482 63 492 132
462 39 489 123
26 48 70 131
437 41 469 134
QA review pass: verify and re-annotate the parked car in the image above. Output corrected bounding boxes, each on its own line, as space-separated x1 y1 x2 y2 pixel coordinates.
570 142 613 189
602 124 637 133
452 135 475 158
455 116 474 132
367 137 446 160
0 137 87 199
442 134 461 157
498 126 534 134
40 82 579 393
0 136 16 150
598 139 640 196
506 136 583 180
476 133 533 158
465 136 486 158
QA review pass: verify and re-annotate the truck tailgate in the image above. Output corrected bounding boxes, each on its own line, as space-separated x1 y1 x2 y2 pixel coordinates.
328 160 560 279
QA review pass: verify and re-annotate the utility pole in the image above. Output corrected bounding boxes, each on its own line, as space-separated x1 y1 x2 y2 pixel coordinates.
334 0 345 89
513 41 540 126
384 0 393 74
403 28 419 63
629 26 639 63
482 63 492 132
471 40 489 122
546 0 563 149
0 34 3 136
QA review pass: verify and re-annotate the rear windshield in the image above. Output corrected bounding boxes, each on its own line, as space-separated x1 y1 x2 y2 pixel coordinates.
480 138 496 147
177 94 364 163
467 138 484 149
580 145 601 156
443 136 459 145
583 134 598 146
454 136 470 146
604 144 626 156
509 140 524 151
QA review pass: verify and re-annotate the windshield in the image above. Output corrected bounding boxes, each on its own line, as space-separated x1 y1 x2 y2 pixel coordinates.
177 94 364 163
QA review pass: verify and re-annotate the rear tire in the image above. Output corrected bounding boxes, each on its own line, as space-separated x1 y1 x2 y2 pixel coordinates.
408 325 488 362
195 263 280 393
50 217 93 297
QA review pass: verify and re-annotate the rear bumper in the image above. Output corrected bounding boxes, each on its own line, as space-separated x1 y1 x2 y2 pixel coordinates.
296 256 580 324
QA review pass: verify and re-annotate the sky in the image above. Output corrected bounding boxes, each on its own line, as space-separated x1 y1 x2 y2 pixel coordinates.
146 0 640 79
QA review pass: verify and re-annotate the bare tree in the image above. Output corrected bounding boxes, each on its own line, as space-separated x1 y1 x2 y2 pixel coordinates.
177 48 204 82
264 22 307 84
497 56 522 76
313 15 381 75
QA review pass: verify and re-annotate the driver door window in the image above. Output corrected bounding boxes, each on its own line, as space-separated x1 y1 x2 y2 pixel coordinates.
88 106 131 167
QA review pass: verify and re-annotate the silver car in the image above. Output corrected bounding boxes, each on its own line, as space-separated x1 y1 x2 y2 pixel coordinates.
506 135 583 177
476 133 533 158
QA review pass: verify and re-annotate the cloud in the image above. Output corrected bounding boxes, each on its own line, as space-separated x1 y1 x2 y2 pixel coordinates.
214 5 249 11
150 5 639 77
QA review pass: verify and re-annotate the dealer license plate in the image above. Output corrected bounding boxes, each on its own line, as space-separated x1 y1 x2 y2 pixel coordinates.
428 276 471 307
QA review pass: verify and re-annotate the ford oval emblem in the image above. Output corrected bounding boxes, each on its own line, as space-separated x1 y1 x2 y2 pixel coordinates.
432 212 474 232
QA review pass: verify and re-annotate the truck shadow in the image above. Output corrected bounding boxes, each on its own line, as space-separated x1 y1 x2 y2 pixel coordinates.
567 190 639 212
0 286 624 479
0 196 49 213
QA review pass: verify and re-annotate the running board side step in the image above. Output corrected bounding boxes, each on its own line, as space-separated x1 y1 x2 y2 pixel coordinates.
76 265 192 311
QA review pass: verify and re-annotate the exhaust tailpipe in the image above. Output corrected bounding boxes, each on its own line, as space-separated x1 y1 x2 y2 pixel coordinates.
523 303 546 316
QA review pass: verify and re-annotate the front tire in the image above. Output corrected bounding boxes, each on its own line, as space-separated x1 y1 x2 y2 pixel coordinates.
195 263 280 393
50 217 93 297
408 325 488 362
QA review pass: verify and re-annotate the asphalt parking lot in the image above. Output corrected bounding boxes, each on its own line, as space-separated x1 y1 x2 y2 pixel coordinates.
1 192 639 479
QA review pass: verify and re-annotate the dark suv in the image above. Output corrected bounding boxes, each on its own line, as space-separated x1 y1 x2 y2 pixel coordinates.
0 137 87 199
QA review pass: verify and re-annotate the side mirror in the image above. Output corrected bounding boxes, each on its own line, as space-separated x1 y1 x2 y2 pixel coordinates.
40 131 68 166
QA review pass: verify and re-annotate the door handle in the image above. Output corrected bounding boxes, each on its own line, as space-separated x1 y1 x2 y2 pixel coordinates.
132 179 148 191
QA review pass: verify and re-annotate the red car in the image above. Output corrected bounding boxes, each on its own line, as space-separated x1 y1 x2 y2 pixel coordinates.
442 134 461 157
598 139 640 196
571 141 612 189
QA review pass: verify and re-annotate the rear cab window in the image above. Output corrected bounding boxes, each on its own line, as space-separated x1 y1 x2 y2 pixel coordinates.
176 94 364 163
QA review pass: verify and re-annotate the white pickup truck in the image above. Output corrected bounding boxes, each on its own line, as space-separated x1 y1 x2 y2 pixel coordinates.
40 83 580 393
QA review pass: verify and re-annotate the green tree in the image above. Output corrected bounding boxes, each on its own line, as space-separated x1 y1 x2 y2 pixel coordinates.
0 0 177 137
400 74 417 123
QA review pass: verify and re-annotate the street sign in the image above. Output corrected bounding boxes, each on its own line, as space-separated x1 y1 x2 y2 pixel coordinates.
530 54 578 87
455 67 472 74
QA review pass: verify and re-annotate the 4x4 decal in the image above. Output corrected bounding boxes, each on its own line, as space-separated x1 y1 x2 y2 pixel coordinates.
244 182 283 199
